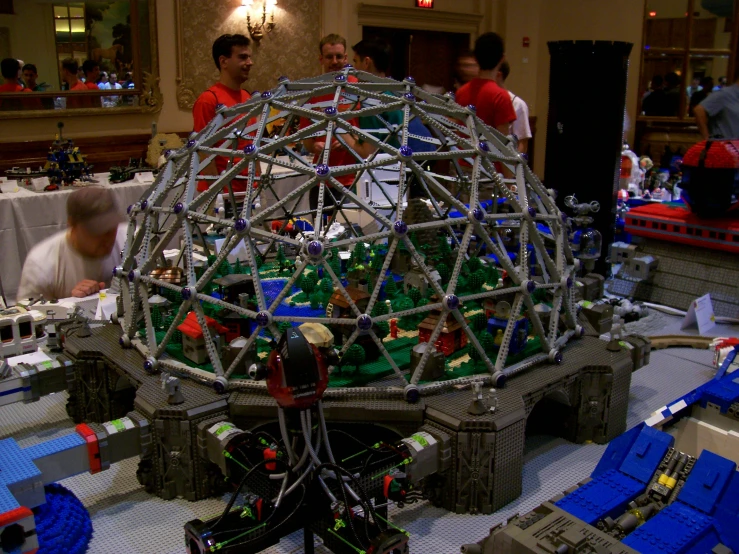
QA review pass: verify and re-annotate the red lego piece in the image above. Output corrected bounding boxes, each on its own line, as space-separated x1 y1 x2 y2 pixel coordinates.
383 475 394 498
263 448 277 471
683 140 739 169
75 423 101 474
624 203 739 254
0 506 33 527
177 311 229 340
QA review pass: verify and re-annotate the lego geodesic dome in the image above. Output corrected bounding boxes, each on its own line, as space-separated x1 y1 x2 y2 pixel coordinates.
114 68 580 401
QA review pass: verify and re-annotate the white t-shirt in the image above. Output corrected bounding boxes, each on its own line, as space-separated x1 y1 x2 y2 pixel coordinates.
508 90 532 141
17 225 127 302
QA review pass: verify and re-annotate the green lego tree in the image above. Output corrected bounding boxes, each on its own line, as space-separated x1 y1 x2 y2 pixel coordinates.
374 321 390 340
407 287 421 307
437 235 452 258
329 248 342 277
309 291 321 309
469 311 487 333
342 343 366 372
300 271 318 295
371 299 389 317
219 259 232 276
467 269 486 293
468 342 482 364
275 245 288 273
233 259 243 274
351 242 367 267
384 277 398 299
479 330 496 355
485 265 500 285
151 306 163 330
437 263 451 285
466 256 483 274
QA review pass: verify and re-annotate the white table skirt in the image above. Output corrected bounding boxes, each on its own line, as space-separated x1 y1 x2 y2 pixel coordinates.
0 176 152 303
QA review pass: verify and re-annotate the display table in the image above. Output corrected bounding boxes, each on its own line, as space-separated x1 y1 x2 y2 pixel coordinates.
0 176 152 303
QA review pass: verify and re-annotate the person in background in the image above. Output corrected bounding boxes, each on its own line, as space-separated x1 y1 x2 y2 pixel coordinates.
192 33 254 193
17 187 127 301
0 58 33 110
453 51 479 92
61 58 92 109
495 60 532 155
98 71 110 89
0 58 25 92
686 76 701 100
713 76 727 91
661 72 681 116
694 75 739 139
82 60 100 90
455 32 516 134
21 64 42 91
301 34 360 210
688 76 713 117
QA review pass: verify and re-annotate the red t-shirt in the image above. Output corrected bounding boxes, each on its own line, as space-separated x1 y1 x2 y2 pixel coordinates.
455 78 516 130
193 83 254 192
0 82 35 110
85 82 99 90
299 75 359 187
0 83 25 92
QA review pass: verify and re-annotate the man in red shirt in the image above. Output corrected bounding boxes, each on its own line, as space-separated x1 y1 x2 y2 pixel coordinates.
0 58 31 111
301 34 361 210
193 34 254 193
61 58 94 110
82 60 100 90
455 33 516 135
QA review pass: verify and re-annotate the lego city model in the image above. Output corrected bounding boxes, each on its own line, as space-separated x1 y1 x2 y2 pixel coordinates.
0 68 648 554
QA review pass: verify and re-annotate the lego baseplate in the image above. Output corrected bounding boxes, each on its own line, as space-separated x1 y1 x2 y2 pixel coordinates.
0 314 732 554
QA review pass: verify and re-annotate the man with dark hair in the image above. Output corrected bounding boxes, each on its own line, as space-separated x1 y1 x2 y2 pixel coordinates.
81 59 100 90
495 61 531 154
21 64 41 91
61 58 93 109
192 34 254 193
688 76 713 117
0 58 24 92
455 33 515 134
352 38 392 76
18 187 127 300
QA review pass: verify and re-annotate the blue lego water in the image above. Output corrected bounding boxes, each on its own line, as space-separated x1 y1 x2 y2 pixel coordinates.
34 483 93 554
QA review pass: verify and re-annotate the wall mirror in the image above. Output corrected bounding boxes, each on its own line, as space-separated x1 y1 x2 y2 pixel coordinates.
638 0 738 120
0 0 161 118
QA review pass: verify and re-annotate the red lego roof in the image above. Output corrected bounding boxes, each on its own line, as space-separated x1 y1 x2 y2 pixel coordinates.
683 140 739 169
177 311 228 340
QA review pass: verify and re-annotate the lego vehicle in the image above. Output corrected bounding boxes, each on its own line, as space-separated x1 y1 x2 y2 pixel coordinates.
461 344 739 554
0 306 46 359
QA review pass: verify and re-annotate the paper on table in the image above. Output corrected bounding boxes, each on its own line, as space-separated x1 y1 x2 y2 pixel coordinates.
681 293 716 334
135 172 155 184
31 177 51 191
7 350 52 367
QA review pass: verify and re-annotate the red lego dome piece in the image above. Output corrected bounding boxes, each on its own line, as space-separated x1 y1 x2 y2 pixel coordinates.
682 139 739 169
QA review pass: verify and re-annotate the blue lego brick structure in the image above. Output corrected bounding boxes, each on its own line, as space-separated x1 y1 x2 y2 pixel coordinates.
0 438 44 511
712 470 739 553
619 424 674 484
554 469 644 525
677 450 736 515
487 316 529 355
699 375 739 414
622 502 715 553
592 423 645 478
24 433 86 461
34 483 93 554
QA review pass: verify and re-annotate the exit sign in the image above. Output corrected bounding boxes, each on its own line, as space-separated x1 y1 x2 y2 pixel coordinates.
416 0 434 8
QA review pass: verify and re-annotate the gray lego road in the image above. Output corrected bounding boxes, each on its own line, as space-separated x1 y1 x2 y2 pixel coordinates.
0 314 735 554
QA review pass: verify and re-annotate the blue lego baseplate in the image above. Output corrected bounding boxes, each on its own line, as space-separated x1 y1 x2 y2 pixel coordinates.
0 438 42 506
24 433 85 461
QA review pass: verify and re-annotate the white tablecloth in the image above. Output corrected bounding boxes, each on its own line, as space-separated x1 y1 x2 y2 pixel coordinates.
0 176 151 303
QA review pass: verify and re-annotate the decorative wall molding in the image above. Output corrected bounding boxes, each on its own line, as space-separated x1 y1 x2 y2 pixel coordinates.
175 0 321 111
357 3 483 36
